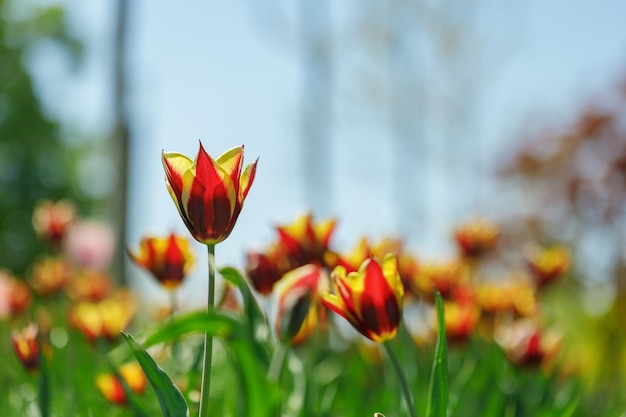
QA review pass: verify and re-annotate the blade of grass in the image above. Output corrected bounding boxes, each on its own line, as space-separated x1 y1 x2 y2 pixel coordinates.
425 288 449 417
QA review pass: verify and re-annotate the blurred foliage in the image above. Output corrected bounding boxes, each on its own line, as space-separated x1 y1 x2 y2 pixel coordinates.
0 0 88 276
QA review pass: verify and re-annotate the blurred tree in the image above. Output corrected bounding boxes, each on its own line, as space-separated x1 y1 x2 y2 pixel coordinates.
0 1 86 275
110 0 132 285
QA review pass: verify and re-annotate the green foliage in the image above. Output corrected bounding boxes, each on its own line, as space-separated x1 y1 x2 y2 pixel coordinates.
0 0 88 275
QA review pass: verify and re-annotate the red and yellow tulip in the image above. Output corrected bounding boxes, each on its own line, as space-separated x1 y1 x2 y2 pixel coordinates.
128 234 195 290
495 319 562 367
324 237 372 273
523 243 571 286
11 323 40 372
162 142 257 245
95 362 147 405
32 199 77 247
411 258 466 299
66 270 113 302
322 254 404 343
275 264 327 345
70 291 136 342
453 217 500 258
31 256 72 297
0 270 32 318
277 213 336 267
245 244 290 295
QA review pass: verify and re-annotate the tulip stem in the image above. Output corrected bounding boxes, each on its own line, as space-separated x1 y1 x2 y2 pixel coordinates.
383 341 417 417
199 244 216 417
170 291 179 371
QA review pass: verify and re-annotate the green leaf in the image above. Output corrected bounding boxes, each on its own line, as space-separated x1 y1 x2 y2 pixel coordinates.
426 288 449 417
122 332 189 417
139 310 279 417
142 310 238 347
219 266 267 330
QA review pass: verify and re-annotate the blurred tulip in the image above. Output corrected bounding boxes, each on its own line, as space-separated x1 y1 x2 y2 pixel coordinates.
324 237 372 273
277 213 336 267
322 255 404 343
245 245 289 295
411 258 466 299
95 362 147 405
162 142 258 244
444 299 480 342
32 199 77 248
66 270 113 302
0 270 32 318
454 217 500 258
11 323 39 372
70 291 136 342
31 256 72 297
495 319 562 367
524 243 571 286
476 274 537 317
128 234 195 290
64 220 116 270
275 264 326 344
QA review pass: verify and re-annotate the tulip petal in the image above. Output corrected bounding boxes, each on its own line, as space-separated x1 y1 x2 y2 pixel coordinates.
240 158 258 200
216 146 244 185
161 152 193 199
320 293 349 322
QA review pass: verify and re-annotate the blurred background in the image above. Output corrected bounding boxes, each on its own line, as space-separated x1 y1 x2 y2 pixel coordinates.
2 0 626 401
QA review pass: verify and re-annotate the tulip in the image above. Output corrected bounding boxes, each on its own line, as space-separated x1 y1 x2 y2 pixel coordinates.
128 234 195 290
96 362 147 405
31 256 72 297
495 319 562 367
277 213 336 268
322 254 404 343
324 237 372 273
0 270 32 318
275 264 326 344
523 243 571 286
12 324 40 372
66 270 113 302
245 244 290 296
453 217 499 258
444 299 480 343
162 142 258 244
411 258 466 299
32 199 77 247
70 291 136 342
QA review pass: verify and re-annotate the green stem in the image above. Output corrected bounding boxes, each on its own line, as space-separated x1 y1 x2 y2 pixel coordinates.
268 343 288 382
199 244 216 417
383 341 418 417
38 350 50 417
170 290 180 371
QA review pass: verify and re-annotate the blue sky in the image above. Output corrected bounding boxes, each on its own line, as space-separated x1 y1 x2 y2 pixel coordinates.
28 0 626 305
